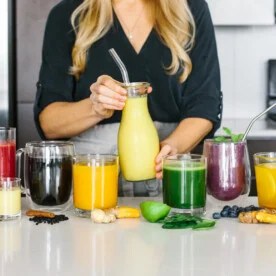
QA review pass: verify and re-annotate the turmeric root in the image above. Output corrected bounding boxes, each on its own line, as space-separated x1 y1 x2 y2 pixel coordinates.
90 206 140 224
239 209 276 224
256 212 276 224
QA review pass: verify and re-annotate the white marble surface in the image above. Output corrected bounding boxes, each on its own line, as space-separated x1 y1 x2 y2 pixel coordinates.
1 197 276 276
217 118 276 138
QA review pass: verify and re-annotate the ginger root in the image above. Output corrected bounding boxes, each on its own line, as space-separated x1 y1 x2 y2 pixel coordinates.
91 209 116 224
239 209 276 224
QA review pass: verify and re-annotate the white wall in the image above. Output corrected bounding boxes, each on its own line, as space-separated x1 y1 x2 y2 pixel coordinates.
215 26 276 119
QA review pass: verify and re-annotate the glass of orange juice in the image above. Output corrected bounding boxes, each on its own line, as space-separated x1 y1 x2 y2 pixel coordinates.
254 152 276 209
73 154 119 217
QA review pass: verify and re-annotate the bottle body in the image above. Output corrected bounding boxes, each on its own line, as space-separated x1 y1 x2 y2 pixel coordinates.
118 82 159 181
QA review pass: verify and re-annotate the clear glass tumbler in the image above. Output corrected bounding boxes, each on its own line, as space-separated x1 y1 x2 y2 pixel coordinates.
0 177 21 221
162 154 207 216
254 152 276 209
73 154 119 217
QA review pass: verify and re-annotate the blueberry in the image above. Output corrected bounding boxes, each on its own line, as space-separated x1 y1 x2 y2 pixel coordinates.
229 211 238 218
222 205 231 211
220 210 229 217
244 206 252 212
237 207 244 214
212 212 221 219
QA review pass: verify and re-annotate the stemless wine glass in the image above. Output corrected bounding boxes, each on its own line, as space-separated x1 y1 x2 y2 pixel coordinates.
203 139 251 206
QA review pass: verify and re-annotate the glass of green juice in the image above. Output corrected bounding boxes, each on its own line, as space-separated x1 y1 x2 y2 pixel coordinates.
162 154 207 216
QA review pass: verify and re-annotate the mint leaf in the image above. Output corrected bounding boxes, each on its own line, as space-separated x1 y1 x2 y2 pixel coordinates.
237 133 244 141
215 127 244 143
223 127 232 137
214 136 227 142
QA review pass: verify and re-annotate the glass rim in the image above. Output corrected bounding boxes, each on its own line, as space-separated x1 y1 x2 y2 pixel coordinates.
25 140 74 148
0 127 16 131
121 82 150 89
0 177 21 183
253 152 276 162
73 153 118 161
204 138 246 144
162 153 205 161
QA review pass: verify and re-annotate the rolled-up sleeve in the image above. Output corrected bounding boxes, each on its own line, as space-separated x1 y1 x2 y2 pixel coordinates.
33 2 76 139
180 0 222 137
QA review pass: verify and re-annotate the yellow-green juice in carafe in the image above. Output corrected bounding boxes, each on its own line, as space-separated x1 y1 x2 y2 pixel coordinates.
118 94 159 181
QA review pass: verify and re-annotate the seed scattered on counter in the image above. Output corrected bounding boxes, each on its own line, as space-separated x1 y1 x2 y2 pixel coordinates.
29 215 69 225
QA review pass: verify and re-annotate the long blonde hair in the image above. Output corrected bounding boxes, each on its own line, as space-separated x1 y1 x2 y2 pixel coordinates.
70 0 195 83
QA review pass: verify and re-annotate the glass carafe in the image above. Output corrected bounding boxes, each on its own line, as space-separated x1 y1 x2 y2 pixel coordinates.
203 139 251 206
118 82 159 181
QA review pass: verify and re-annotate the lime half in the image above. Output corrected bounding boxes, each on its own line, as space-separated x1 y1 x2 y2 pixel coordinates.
140 201 171 223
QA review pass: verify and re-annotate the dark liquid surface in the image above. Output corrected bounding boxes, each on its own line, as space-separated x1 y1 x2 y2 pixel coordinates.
25 156 72 206
163 165 206 209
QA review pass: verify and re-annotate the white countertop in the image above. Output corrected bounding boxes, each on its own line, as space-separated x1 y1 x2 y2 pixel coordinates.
1 197 276 276
217 118 276 138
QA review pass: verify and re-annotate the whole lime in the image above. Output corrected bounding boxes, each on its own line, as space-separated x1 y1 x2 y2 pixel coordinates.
140 201 171 223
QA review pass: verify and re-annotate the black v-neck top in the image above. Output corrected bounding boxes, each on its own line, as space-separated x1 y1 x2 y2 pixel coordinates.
34 0 222 139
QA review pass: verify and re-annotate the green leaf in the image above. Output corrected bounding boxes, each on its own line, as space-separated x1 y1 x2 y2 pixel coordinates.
215 127 244 143
231 134 239 143
192 219 216 230
162 221 197 229
237 133 244 141
223 127 232 137
214 136 227 142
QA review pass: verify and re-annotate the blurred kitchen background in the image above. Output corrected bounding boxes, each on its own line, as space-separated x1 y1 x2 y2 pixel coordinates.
1 0 276 194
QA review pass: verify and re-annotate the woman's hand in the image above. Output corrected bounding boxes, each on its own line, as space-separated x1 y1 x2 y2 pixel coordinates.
155 143 178 179
90 75 127 119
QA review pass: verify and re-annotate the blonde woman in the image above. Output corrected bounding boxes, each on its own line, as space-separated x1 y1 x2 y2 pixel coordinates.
34 0 222 196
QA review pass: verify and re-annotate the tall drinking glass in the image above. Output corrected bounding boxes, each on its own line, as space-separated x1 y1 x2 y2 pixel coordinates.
73 154 119 217
0 127 16 177
254 152 276 209
162 154 207 216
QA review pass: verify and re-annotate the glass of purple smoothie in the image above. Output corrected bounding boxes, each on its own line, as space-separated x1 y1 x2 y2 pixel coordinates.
203 139 251 205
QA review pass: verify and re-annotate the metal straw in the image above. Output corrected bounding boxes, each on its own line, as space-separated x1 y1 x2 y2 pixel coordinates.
108 48 130 84
242 102 276 141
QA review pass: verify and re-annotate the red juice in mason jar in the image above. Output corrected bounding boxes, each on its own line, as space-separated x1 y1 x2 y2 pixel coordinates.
0 128 16 177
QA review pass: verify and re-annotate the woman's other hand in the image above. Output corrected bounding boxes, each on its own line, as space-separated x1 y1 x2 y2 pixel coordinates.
155 143 178 179
90 75 127 119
